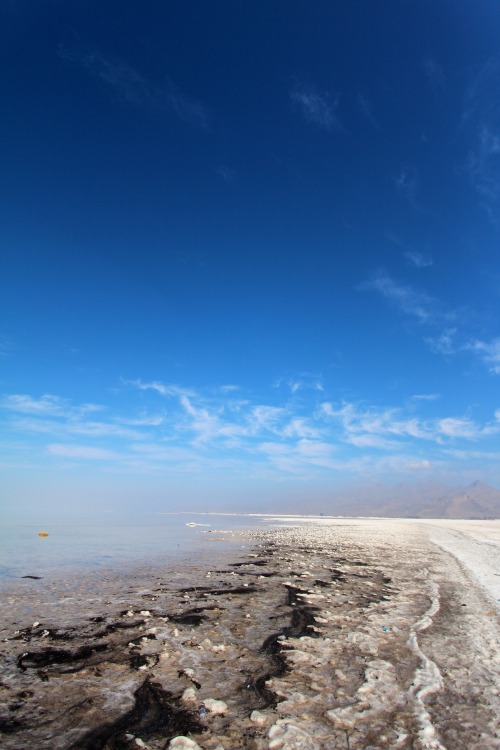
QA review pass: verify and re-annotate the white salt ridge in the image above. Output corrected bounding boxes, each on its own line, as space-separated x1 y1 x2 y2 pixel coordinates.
266 518 499 748
407 577 446 750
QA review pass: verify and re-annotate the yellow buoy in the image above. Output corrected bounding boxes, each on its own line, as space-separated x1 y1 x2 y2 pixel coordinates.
38 531 49 537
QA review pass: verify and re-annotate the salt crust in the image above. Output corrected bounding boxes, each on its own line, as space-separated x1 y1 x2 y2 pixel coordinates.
1 518 499 749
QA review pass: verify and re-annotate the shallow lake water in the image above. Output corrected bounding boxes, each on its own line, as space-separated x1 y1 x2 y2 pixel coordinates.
0 512 267 581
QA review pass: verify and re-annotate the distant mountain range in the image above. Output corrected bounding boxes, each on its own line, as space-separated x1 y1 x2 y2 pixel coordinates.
253 480 500 519
319 480 500 519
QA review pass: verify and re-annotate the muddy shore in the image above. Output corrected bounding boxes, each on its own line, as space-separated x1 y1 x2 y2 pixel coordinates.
1 520 499 749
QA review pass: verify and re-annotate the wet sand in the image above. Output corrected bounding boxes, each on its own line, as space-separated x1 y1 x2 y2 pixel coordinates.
0 519 499 749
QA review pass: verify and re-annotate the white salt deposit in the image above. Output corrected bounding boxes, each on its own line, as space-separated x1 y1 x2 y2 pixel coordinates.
1 517 499 749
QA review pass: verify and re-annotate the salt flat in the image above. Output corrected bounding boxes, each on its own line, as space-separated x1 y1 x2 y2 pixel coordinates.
413 518 500 609
266 517 500 612
1 518 498 749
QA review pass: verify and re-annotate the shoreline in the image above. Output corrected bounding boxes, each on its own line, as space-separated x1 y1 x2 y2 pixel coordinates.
1 520 499 749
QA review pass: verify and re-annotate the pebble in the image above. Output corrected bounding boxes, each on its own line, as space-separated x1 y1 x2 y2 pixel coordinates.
181 688 197 704
250 710 270 726
169 739 202 750
203 698 228 715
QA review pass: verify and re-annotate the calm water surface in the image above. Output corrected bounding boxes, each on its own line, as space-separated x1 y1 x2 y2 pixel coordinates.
0 513 265 580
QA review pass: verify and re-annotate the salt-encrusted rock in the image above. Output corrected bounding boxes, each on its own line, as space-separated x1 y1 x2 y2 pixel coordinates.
203 698 228 715
325 707 356 730
181 687 197 704
250 710 270 726
285 649 312 664
268 720 321 749
169 738 202 749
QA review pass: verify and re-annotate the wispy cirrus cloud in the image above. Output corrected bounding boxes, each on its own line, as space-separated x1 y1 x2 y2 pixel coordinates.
290 84 341 130
48 444 120 460
360 273 437 322
425 328 459 356
425 331 500 376
9 416 147 441
215 165 236 183
124 379 195 399
461 61 500 221
275 374 324 394
405 250 433 269
436 417 486 440
386 235 433 268
394 166 421 211
320 399 499 444
258 439 337 475
467 126 500 220
467 337 500 374
362 274 500 376
281 418 321 439
2 383 499 481
1 394 103 418
59 40 208 128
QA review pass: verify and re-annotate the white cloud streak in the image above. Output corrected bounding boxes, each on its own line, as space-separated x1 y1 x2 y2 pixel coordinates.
411 394 440 402
361 274 436 322
59 41 208 128
290 85 340 130
462 61 500 220
394 166 420 210
3 383 500 480
320 400 499 444
468 338 500 374
405 251 433 269
2 394 103 418
362 275 500 377
48 444 119 460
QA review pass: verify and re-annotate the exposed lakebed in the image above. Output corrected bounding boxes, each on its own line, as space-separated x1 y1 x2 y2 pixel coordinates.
1 520 499 749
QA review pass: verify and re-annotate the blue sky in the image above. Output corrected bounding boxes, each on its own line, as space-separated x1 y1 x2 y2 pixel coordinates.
2 1 500 514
